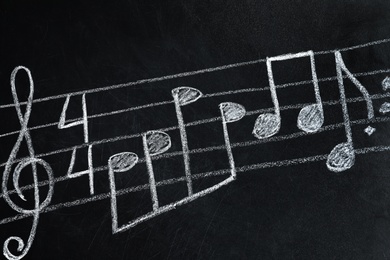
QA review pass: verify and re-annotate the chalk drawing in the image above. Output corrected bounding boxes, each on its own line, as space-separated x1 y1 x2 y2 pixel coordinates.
172 87 203 196
219 102 246 179
326 51 375 172
2 67 54 260
253 51 324 139
1 37 390 259
58 94 94 195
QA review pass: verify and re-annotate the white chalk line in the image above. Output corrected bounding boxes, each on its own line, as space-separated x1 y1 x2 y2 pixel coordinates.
0 35 389 260
2 114 390 201
1 67 389 141
316 37 390 55
1 143 390 226
1 37 390 110
1 91 390 170
0 100 174 139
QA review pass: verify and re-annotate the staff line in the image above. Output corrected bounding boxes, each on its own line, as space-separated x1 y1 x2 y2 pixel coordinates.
1 144 389 226
1 92 389 169
0 38 390 110
0 68 389 140
2 114 390 200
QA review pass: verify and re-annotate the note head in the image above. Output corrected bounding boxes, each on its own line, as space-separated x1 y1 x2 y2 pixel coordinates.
297 103 324 133
109 152 139 172
144 131 172 156
171 86 203 106
219 102 246 123
252 113 280 139
326 142 355 172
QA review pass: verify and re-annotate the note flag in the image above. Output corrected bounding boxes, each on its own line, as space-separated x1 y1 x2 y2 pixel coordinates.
219 102 246 179
172 87 202 196
327 51 374 172
253 51 324 139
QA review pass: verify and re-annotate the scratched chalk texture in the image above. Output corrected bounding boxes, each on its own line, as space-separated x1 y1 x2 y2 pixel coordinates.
1 0 390 259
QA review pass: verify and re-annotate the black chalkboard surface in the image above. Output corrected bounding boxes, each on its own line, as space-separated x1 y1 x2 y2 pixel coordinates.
1 0 390 259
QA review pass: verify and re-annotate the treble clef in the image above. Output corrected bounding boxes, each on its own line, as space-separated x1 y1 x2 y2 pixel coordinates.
2 66 54 260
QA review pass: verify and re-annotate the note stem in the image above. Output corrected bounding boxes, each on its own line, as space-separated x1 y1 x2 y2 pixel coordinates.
266 59 281 119
142 134 159 211
87 145 94 195
309 51 323 110
108 159 119 233
335 51 353 144
173 94 194 196
219 107 237 179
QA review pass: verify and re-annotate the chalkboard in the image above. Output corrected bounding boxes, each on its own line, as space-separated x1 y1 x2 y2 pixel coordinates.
1 0 390 259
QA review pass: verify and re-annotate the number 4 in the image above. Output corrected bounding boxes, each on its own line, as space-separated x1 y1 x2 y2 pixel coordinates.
58 94 94 195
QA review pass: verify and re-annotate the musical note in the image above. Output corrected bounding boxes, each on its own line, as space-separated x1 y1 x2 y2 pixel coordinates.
2 66 54 260
253 51 324 139
108 152 139 233
172 87 203 196
107 130 171 233
58 94 94 195
1 37 390 259
326 51 374 172
142 131 172 211
219 102 246 179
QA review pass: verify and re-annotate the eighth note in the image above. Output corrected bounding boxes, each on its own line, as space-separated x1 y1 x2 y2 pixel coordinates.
327 51 374 172
253 51 324 139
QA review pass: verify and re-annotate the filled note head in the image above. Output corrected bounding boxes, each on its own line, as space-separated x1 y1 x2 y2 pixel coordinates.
144 131 172 156
252 113 280 139
108 152 139 172
219 102 246 123
297 104 324 133
171 86 203 106
326 142 355 172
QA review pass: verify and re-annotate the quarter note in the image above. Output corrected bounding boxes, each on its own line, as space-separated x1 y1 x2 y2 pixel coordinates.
2 66 54 260
253 51 324 139
219 102 246 179
108 152 139 234
327 51 375 172
172 87 202 196
108 131 171 233
142 130 172 211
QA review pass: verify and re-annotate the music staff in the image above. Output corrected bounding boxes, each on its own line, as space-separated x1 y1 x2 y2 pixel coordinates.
1 38 390 259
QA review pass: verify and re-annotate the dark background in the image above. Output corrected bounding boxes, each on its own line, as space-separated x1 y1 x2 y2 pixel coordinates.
1 0 390 259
